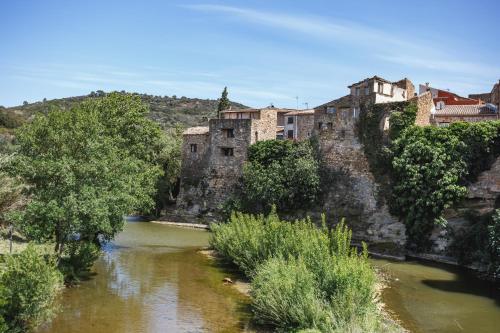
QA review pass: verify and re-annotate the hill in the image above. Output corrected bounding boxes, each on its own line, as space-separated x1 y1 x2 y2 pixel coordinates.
1 91 248 131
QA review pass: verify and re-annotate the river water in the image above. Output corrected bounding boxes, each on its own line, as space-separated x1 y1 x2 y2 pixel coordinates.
38 221 500 333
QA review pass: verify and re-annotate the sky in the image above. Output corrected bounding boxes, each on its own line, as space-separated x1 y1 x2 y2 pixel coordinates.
1 0 499 108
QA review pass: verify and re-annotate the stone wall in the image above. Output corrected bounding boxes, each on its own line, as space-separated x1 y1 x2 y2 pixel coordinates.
411 91 433 126
296 114 314 140
313 103 406 247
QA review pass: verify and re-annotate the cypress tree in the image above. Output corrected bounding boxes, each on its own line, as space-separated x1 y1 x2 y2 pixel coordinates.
217 87 230 118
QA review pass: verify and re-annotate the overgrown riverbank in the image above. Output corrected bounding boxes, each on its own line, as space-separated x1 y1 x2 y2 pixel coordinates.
209 209 404 332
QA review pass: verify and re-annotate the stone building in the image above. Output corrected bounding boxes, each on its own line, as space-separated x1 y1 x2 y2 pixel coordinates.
283 109 315 140
177 107 309 214
469 80 500 110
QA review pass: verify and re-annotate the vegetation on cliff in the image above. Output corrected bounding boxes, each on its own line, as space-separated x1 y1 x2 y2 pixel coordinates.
358 101 500 251
210 210 397 332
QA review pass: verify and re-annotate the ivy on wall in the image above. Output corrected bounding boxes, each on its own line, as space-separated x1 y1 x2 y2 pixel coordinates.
358 101 500 251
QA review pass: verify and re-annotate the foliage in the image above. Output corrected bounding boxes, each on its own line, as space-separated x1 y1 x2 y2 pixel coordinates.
5 93 164 256
217 87 231 118
388 102 417 141
58 241 101 284
0 109 24 130
488 209 500 278
0 156 26 226
210 210 380 332
4 91 248 130
0 245 62 332
241 140 320 212
390 121 500 250
152 125 184 215
451 209 500 279
251 257 334 332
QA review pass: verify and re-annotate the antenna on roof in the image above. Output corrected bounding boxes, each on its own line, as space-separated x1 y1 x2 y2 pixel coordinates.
295 96 299 110
303 102 309 109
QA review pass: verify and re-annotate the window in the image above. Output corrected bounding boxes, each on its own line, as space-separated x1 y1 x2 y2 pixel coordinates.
377 82 383 94
190 144 197 153
365 87 369 95
327 122 333 129
436 101 445 110
355 87 360 96
326 106 336 114
255 131 259 142
438 122 450 127
318 122 323 129
353 107 359 118
224 128 234 138
221 147 234 156
287 130 294 139
287 117 294 124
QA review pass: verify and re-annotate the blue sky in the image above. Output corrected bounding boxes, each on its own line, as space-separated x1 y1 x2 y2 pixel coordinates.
1 0 499 108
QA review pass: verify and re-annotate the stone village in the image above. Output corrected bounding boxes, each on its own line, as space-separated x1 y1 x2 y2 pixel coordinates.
176 76 500 253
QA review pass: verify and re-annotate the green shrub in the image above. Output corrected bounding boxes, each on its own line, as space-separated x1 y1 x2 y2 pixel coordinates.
211 210 379 331
0 245 62 331
488 209 500 278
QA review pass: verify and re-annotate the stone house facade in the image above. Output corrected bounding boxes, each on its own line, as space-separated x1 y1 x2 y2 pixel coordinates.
283 110 315 140
177 107 305 214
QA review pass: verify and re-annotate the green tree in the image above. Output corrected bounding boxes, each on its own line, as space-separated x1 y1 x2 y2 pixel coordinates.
152 124 183 215
5 93 164 256
217 87 230 118
241 140 320 212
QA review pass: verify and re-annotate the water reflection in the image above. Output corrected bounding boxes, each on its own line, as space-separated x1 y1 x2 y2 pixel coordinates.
37 222 250 333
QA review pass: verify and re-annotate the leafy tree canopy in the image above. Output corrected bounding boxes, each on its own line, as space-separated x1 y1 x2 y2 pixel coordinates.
5 93 164 254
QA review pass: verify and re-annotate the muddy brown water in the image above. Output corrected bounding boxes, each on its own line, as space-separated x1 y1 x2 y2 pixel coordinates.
38 221 500 333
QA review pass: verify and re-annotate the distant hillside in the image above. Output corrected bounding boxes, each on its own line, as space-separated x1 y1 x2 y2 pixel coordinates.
1 91 248 131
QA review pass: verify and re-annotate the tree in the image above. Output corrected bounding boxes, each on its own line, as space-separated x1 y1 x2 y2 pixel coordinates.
217 87 230 118
152 124 183 216
241 140 320 212
5 93 164 256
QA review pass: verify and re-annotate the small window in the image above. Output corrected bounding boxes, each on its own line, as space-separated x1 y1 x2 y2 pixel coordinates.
377 82 383 94
436 101 445 110
318 122 323 129
255 131 258 142
222 147 234 156
327 122 333 129
326 106 336 114
355 87 360 96
438 122 450 127
353 107 359 118
287 130 294 139
287 117 294 124
365 87 369 95
190 144 197 153
224 128 234 138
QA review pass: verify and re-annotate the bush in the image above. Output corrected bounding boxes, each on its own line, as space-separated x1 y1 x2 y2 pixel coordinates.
0 245 62 331
210 210 379 331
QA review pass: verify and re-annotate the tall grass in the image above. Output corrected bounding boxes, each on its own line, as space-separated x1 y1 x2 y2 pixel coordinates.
210 209 388 332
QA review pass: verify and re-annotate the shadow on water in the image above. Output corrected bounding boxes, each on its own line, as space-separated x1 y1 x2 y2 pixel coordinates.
373 257 500 333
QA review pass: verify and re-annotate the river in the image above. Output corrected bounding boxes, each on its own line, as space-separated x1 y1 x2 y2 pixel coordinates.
37 221 500 333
